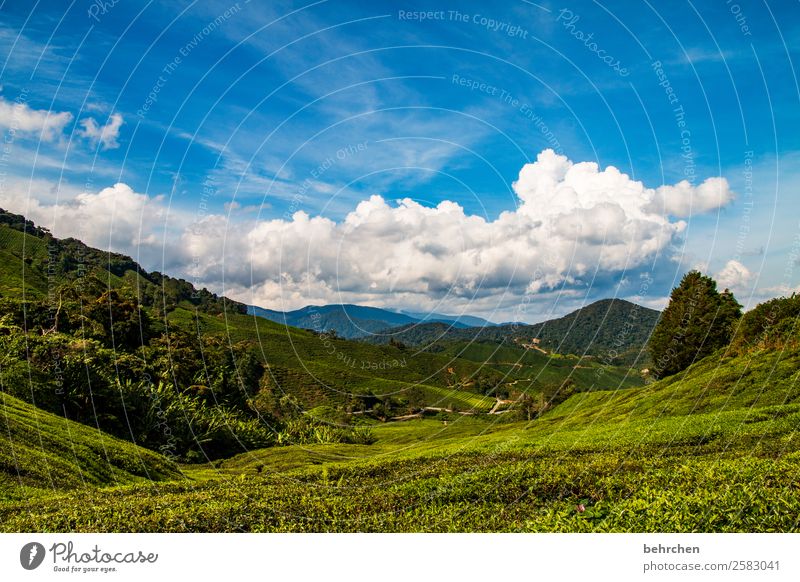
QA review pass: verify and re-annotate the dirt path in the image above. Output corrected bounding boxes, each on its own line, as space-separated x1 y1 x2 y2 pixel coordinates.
488 397 514 414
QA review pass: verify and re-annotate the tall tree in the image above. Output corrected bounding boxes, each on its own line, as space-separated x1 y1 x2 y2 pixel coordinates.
649 271 742 378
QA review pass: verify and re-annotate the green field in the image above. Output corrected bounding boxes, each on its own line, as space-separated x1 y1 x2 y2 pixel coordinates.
1 342 798 532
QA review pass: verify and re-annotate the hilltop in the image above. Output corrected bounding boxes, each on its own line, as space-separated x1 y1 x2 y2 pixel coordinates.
363 298 660 365
0 208 246 316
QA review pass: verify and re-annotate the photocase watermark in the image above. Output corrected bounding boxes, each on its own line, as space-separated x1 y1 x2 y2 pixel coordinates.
20 542 46 570
510 239 563 327
397 9 530 39
0 88 26 166
556 8 630 77
0 87 29 197
87 0 121 22
451 74 564 154
45 242 65 396
141 372 179 461
283 140 369 220
309 312 407 372
136 2 243 118
188 175 218 294
19 540 158 573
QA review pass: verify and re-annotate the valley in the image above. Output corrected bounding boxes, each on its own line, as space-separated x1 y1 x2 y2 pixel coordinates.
0 210 798 532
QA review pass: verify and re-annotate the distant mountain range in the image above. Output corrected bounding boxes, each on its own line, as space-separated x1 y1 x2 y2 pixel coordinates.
247 299 661 363
247 304 495 339
397 310 494 328
360 298 661 364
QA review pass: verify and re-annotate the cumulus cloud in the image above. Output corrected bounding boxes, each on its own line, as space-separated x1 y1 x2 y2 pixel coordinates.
715 259 753 290
0 95 72 141
77 113 123 150
2 182 173 266
648 176 733 217
2 150 737 319
188 150 733 312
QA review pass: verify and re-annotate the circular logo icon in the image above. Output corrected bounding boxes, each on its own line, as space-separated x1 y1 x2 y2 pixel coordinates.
20 542 46 570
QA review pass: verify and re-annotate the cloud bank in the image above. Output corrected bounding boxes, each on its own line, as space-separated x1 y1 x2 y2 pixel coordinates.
0 95 73 141
4 150 735 319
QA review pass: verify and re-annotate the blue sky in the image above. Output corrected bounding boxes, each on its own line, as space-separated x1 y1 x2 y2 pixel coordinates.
0 0 798 321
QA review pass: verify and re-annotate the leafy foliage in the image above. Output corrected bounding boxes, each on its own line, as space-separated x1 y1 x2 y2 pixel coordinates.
3 322 800 531
649 271 741 378
731 294 800 353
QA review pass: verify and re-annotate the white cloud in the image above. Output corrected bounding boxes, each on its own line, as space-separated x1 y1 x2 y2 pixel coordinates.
1 150 737 320
1 182 175 268
715 259 753 291
648 176 734 217
77 113 123 150
0 96 73 141
198 150 731 313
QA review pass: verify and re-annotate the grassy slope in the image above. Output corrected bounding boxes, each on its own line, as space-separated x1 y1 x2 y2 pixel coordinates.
0 226 49 298
169 307 499 410
171 308 643 410
2 344 798 531
0 391 180 500
439 341 643 390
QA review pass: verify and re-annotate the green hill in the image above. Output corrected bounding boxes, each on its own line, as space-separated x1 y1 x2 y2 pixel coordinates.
0 208 246 315
0 391 180 499
365 298 660 365
437 340 644 392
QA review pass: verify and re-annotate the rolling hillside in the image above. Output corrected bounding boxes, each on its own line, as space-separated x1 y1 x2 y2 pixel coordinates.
2 325 798 531
0 213 498 429
438 340 644 392
0 209 639 415
0 391 180 498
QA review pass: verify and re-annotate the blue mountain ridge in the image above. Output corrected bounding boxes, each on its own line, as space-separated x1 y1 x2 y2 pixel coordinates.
247 303 494 339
